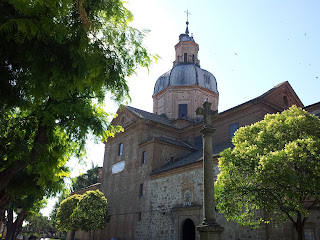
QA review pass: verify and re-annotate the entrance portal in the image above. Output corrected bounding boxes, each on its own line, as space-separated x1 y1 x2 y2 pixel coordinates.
182 218 195 240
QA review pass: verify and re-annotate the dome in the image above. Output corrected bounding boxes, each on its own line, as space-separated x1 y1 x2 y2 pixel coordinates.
153 63 218 95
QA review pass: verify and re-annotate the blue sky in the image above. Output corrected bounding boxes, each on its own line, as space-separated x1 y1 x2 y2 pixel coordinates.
43 0 320 215
126 0 320 113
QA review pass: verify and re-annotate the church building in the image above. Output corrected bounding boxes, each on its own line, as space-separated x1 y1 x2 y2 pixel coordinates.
88 22 320 240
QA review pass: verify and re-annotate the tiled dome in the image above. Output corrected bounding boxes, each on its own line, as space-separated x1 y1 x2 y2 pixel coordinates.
153 63 218 95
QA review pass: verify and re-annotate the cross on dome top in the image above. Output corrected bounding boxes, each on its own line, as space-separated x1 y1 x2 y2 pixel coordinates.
184 9 191 35
185 9 191 22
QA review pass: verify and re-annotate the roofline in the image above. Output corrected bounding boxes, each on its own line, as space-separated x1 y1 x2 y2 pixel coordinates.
218 81 300 115
304 101 320 109
174 40 199 49
151 153 220 178
71 183 101 195
126 106 179 129
139 137 196 150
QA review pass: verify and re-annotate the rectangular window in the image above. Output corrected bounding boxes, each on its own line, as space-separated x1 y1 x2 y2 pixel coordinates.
178 104 188 118
204 74 210 84
118 143 123 156
184 53 187 62
194 136 203 149
139 183 144 197
192 54 195 63
142 151 146 165
138 212 142 221
229 123 239 140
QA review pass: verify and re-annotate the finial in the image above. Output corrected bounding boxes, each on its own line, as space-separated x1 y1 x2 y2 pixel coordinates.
185 9 191 22
184 9 191 35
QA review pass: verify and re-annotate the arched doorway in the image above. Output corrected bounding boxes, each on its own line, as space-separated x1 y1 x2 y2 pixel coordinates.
182 218 195 240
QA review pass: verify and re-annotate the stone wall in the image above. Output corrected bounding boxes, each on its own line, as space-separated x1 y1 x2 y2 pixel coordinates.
143 164 320 240
144 166 270 240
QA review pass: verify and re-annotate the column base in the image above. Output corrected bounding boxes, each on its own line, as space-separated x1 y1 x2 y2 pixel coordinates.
197 220 224 240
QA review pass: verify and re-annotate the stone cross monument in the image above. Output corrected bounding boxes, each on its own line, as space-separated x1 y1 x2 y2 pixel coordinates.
196 101 223 240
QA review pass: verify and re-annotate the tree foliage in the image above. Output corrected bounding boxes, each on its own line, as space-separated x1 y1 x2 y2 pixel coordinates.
56 194 82 233
215 106 320 240
72 166 101 192
0 0 154 210
49 190 70 229
56 190 109 236
71 190 109 232
25 214 54 235
2 169 66 240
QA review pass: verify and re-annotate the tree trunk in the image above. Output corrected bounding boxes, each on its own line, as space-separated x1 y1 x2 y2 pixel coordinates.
4 210 14 240
0 191 11 213
89 230 95 240
294 223 305 240
294 213 306 240
3 209 27 240
0 124 48 191
14 210 27 237
70 231 75 240
0 162 30 192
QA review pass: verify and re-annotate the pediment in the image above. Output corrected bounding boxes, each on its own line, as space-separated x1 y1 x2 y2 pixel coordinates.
181 177 194 187
111 106 139 127
261 81 304 109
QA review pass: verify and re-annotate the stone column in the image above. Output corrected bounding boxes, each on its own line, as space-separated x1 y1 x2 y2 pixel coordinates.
195 101 223 240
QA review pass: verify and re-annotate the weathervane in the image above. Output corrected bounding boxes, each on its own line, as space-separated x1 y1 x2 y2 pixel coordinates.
184 9 191 35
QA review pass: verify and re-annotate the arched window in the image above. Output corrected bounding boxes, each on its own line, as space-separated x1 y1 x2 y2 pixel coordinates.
183 190 192 206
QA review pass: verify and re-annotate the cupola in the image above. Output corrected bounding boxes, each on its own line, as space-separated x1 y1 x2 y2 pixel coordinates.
152 16 219 120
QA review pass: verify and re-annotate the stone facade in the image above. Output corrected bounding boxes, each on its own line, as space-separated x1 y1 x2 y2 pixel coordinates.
147 164 269 240
82 27 320 240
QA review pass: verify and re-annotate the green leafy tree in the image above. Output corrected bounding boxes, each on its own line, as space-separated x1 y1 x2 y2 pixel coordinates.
0 0 155 209
3 166 67 240
25 214 53 235
215 106 320 240
56 190 109 240
71 190 109 239
4 197 48 240
72 166 101 192
56 194 82 240
50 190 70 232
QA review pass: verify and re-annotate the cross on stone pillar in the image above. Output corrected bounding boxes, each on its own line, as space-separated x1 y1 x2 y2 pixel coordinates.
195 101 223 240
